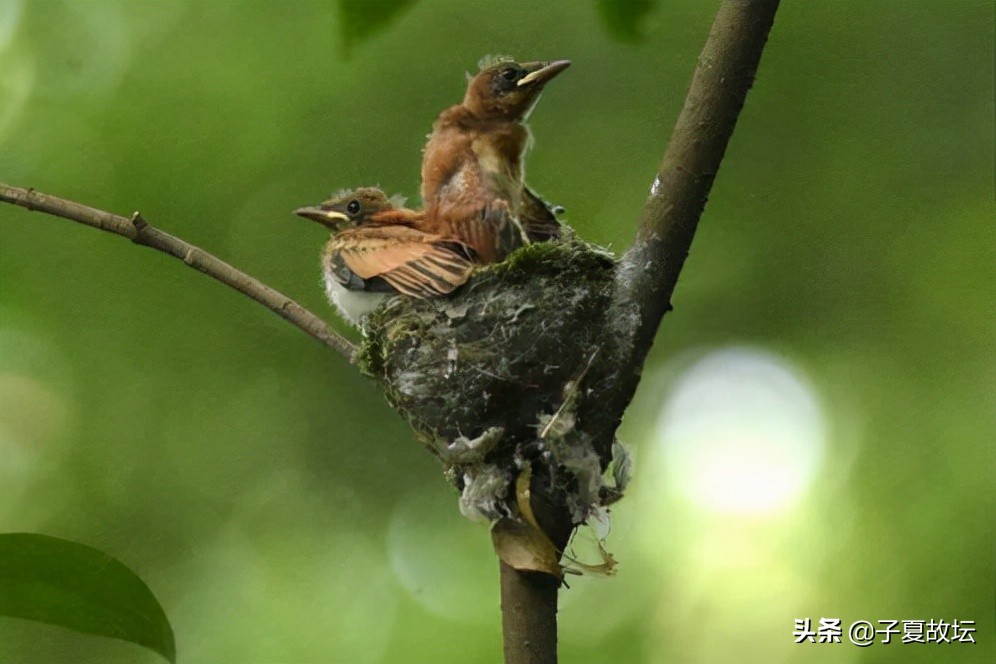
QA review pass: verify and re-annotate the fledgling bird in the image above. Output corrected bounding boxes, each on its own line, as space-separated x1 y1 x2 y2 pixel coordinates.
421 56 571 262
295 187 476 326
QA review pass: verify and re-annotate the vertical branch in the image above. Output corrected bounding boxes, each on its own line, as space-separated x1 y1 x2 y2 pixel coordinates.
588 0 781 460
499 471 575 664
500 563 560 664
500 3 781 662
1 3 784 663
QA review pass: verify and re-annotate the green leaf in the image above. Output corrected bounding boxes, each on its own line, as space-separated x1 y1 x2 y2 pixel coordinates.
0 533 175 663
595 0 657 43
338 0 417 57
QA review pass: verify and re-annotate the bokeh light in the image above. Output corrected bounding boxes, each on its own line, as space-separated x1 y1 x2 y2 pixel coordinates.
0 2 990 662
654 347 826 516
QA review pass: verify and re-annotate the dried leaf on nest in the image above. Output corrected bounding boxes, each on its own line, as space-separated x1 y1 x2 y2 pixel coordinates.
491 518 562 578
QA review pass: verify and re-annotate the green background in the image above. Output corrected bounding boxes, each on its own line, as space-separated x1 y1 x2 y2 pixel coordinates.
0 1 992 662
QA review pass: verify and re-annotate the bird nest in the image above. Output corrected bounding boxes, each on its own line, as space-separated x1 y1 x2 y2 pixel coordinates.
358 236 629 533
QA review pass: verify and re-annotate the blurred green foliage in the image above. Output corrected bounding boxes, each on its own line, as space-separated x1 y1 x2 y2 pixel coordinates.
338 0 416 58
0 1 992 663
596 0 657 43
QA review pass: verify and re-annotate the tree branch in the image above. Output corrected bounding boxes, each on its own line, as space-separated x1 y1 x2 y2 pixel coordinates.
495 2 780 662
0 4 781 662
500 562 559 664
587 0 781 461
0 183 357 361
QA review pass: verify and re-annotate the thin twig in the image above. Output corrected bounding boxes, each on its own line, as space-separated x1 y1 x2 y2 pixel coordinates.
0 183 357 361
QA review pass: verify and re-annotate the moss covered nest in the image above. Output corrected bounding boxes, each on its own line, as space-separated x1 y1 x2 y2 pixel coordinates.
357 237 628 524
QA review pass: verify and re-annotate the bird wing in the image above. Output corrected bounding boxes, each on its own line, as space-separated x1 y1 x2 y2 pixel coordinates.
330 227 475 298
520 187 562 242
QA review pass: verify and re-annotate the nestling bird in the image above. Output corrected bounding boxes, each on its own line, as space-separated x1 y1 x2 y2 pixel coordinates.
421 56 570 262
295 188 476 326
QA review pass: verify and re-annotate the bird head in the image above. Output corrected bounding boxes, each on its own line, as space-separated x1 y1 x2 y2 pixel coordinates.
463 56 571 122
294 187 406 231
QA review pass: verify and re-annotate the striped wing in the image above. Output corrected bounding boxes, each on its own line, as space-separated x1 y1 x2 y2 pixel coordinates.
330 226 475 298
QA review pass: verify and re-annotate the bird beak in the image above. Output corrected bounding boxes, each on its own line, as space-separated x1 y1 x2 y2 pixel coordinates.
517 60 571 87
294 206 348 231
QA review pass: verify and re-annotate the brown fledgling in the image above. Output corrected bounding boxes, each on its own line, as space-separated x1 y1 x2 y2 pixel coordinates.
421 56 570 263
295 187 475 326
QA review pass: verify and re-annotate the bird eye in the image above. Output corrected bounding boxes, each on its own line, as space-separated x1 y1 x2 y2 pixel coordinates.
346 200 361 215
501 67 519 81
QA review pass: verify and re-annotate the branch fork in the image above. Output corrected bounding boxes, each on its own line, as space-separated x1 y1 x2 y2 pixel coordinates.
0 3 781 663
